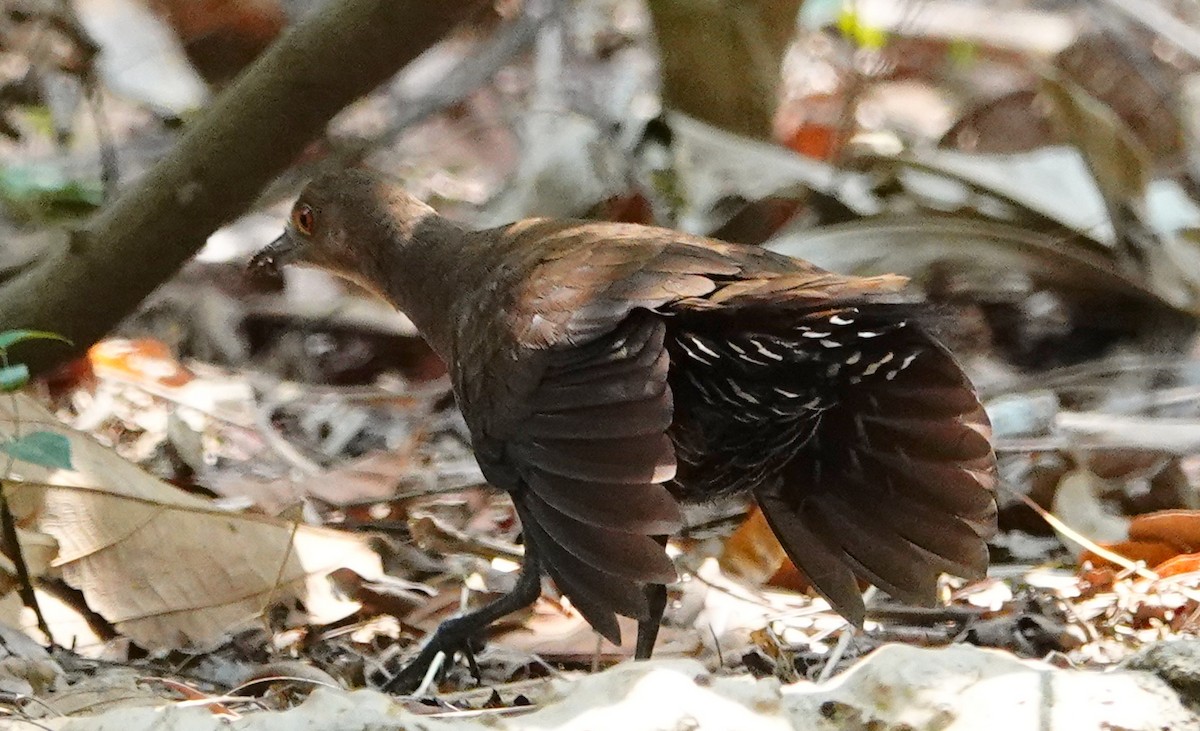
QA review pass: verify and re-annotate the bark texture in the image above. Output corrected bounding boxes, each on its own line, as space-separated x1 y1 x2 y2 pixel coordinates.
646 0 803 139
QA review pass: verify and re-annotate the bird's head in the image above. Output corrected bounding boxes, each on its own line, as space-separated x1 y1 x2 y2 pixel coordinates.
249 169 436 296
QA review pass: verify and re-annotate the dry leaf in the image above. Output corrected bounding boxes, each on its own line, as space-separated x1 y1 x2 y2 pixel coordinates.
1151 553 1200 578
940 90 1057 154
1050 468 1130 557
1129 510 1200 552
717 507 786 587
1080 540 1179 571
149 0 285 85
1040 71 1151 212
1055 32 1186 170
87 338 194 388
0 394 381 649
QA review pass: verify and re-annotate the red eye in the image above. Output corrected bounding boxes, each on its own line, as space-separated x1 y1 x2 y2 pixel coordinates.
292 204 315 235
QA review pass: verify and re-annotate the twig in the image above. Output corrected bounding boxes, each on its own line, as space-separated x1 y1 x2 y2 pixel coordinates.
414 651 446 696
1 692 65 718
258 520 301 630
817 587 875 682
590 634 602 673
330 0 562 169
817 628 854 683
227 674 341 696
86 74 118 196
2 0 490 376
708 624 724 667
1001 485 1157 581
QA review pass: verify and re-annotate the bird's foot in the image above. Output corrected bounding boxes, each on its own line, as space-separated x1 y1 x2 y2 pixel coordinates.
385 616 483 694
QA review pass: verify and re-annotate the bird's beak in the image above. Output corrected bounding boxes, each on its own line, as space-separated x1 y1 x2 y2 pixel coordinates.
249 231 302 275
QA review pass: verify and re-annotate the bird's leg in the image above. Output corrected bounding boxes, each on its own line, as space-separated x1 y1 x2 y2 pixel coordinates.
384 537 543 694
635 583 668 659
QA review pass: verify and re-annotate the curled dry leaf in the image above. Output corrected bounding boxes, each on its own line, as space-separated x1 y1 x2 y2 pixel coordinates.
0 393 381 650
1080 540 1179 572
1149 553 1200 579
765 214 1178 325
1079 509 1200 575
1050 468 1130 557
1040 71 1152 213
1129 510 1200 552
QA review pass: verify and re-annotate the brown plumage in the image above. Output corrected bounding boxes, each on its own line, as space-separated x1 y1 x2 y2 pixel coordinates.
251 169 997 690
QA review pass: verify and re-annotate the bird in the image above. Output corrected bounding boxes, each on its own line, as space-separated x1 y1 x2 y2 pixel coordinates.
250 169 997 692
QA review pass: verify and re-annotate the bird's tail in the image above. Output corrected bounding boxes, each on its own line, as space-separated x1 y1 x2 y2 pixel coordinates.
754 312 997 625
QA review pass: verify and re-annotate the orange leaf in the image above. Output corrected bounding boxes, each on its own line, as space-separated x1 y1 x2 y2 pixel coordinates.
1080 539 1180 571
1153 553 1200 578
719 507 787 586
88 338 193 389
1129 510 1200 552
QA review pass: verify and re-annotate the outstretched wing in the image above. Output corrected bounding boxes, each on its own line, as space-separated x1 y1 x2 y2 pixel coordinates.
454 221 908 641
512 311 683 641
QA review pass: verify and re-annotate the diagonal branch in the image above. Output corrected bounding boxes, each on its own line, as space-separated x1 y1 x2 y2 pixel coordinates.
0 0 487 375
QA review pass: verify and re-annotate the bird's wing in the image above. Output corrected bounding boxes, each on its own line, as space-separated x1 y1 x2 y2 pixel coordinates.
458 309 681 643
502 225 906 349
453 223 905 642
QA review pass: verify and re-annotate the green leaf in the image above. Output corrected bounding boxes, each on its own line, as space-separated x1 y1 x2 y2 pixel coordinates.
0 364 29 392
0 431 74 470
0 330 71 353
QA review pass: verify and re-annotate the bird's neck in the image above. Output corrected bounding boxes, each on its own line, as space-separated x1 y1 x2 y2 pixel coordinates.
374 214 482 360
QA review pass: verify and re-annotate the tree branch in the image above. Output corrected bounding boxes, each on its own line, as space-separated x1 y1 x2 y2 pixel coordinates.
0 0 486 374
646 0 802 139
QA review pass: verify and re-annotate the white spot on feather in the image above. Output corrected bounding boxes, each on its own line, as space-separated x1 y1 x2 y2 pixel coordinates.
751 338 784 361
862 352 895 376
677 336 715 365
727 379 760 404
691 336 720 359
829 315 855 325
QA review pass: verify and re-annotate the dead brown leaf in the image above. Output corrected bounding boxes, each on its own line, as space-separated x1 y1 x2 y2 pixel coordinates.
0 393 381 649
1129 510 1200 552
717 507 786 587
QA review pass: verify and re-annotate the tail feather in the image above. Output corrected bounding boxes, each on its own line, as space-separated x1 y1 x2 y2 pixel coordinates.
667 301 996 622
757 489 865 626
760 325 996 620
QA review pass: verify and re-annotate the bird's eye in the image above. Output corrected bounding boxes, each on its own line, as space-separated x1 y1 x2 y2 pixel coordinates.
292 204 315 235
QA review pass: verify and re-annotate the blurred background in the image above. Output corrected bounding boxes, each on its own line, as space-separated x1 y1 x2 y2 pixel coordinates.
4 0 1200 708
